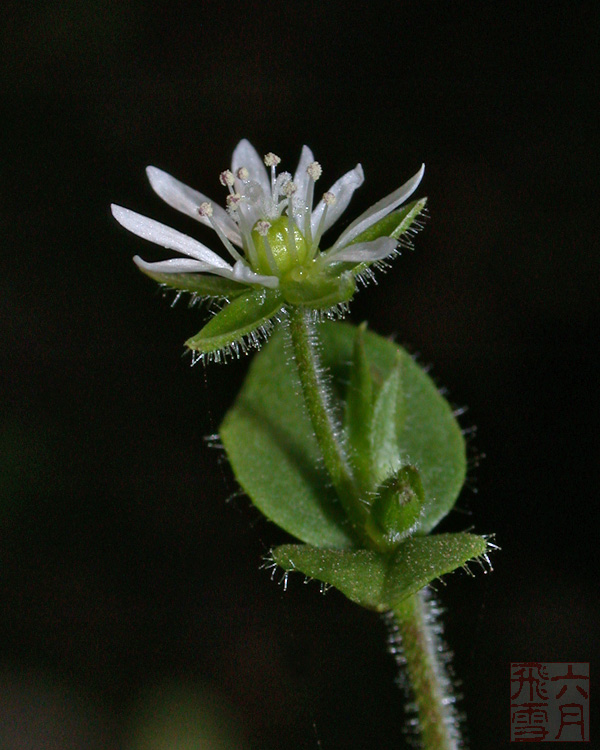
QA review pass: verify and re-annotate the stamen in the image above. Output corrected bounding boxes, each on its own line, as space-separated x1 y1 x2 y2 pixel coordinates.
236 166 250 181
234 199 260 270
304 162 321 242
264 152 282 201
255 220 271 236
198 203 245 265
254 221 278 274
198 201 244 262
226 193 243 210
219 169 235 188
282 180 297 197
314 192 336 247
198 201 213 217
263 152 281 167
306 161 322 180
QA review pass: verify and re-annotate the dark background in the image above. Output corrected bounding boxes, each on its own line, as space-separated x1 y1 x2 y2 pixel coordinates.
1 2 597 748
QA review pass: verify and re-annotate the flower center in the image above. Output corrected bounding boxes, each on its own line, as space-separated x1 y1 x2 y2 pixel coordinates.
251 216 309 276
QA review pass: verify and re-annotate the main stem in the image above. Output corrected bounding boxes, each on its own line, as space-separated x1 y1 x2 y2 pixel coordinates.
288 307 460 749
391 590 461 750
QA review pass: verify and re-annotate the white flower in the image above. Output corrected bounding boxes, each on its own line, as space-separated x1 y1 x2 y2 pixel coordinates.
112 139 424 294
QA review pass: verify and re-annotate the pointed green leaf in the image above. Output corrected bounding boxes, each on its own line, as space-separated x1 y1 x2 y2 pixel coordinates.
382 533 488 607
369 354 405 485
347 198 428 246
371 465 424 546
186 288 284 356
139 267 248 298
320 323 466 533
273 544 388 610
220 322 357 548
344 323 374 482
220 321 466 546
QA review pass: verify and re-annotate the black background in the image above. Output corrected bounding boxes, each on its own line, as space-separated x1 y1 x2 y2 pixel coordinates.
1 2 597 748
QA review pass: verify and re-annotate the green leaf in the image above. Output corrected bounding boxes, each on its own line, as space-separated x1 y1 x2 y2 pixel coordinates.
185 288 284 357
371 465 424 546
220 321 466 545
347 198 428 246
273 532 487 611
344 323 374 482
322 323 466 533
138 267 248 298
272 544 387 610
382 533 488 608
369 353 405 485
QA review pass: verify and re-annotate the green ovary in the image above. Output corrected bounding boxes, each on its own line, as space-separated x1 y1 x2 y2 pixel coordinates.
251 216 310 276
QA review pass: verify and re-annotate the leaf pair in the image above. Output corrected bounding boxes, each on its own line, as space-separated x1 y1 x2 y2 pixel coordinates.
220 321 486 606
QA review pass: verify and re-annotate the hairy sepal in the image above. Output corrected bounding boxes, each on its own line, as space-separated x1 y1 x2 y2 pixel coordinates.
347 198 428 246
280 267 356 308
272 532 487 611
138 267 249 298
185 288 284 358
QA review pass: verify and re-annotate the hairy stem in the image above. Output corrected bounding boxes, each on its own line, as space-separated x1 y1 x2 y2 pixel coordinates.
287 306 368 535
389 590 462 750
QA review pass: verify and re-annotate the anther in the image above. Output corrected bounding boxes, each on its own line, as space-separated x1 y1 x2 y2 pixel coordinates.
198 201 214 217
236 167 250 181
264 152 281 167
226 193 242 208
307 161 322 180
283 180 298 197
219 170 235 187
255 220 271 236
322 191 336 205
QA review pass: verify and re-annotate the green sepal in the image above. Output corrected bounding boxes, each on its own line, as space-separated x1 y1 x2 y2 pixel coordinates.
272 532 487 612
185 288 284 356
371 465 424 547
280 266 356 308
369 353 405 485
348 198 428 247
344 323 374 483
138 267 249 299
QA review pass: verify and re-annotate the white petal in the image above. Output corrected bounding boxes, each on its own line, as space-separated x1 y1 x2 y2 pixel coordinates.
146 167 242 247
333 164 425 249
310 164 365 238
231 139 270 196
324 237 397 264
133 256 216 274
292 145 316 213
111 205 231 269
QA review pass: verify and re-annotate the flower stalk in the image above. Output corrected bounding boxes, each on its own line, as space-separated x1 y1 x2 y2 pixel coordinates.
288 308 464 750
287 306 370 541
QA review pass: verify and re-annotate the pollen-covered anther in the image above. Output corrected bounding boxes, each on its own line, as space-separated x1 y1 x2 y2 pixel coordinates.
255 220 271 236
263 152 281 167
219 169 235 187
322 191 336 205
306 161 322 180
198 201 214 217
282 180 298 197
236 167 250 181
226 193 242 208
